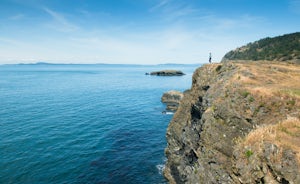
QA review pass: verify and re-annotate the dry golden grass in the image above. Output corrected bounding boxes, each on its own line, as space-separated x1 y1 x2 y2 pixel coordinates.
241 118 300 164
214 63 300 125
228 61 300 122
234 61 300 98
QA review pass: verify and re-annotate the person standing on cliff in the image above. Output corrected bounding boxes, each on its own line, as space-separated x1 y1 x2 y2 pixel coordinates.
209 53 212 63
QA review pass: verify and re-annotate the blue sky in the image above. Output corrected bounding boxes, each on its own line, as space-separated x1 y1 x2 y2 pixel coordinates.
0 0 299 64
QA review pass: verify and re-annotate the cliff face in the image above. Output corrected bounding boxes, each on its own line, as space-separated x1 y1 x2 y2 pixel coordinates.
164 61 300 183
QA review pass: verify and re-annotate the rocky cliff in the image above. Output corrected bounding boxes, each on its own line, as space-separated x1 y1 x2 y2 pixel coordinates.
162 90 184 112
164 61 300 183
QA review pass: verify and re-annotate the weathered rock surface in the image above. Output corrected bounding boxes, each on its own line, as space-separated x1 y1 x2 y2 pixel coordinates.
164 61 300 183
150 70 185 76
161 90 184 111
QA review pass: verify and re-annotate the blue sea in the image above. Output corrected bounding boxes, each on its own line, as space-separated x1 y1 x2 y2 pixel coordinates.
0 64 198 184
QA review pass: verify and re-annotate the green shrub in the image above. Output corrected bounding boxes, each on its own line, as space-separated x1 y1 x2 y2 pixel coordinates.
287 99 296 106
245 150 253 158
216 65 222 72
242 91 250 98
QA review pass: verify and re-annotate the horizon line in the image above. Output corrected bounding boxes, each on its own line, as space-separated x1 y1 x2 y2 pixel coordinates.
0 61 206 66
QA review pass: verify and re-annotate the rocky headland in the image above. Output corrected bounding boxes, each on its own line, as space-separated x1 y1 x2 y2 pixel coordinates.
161 90 184 112
164 61 300 183
150 70 185 76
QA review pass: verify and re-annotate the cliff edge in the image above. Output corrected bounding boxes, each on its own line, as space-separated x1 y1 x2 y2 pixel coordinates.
164 61 300 183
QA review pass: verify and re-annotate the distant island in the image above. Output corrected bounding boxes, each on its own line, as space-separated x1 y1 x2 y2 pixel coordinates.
17 62 56 65
10 62 200 66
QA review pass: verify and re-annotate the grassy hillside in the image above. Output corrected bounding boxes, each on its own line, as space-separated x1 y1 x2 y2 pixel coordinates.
222 32 300 62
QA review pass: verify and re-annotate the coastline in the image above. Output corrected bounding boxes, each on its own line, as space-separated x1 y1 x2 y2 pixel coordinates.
164 61 300 183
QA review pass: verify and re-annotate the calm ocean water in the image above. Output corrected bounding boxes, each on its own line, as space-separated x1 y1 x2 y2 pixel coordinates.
0 64 199 184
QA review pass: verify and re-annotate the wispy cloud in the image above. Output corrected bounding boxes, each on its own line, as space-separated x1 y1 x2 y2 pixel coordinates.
149 0 213 26
0 37 50 63
149 0 266 33
43 7 79 32
9 13 25 20
0 37 23 46
165 6 199 21
0 1 290 64
211 14 266 31
149 0 170 12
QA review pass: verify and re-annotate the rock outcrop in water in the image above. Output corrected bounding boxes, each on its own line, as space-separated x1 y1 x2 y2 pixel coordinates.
161 90 184 112
164 61 300 183
150 70 185 76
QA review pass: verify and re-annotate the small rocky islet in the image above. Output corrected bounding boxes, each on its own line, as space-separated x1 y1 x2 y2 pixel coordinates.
146 70 185 76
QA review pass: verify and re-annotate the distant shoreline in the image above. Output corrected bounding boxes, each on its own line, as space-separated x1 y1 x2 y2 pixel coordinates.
0 62 203 66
